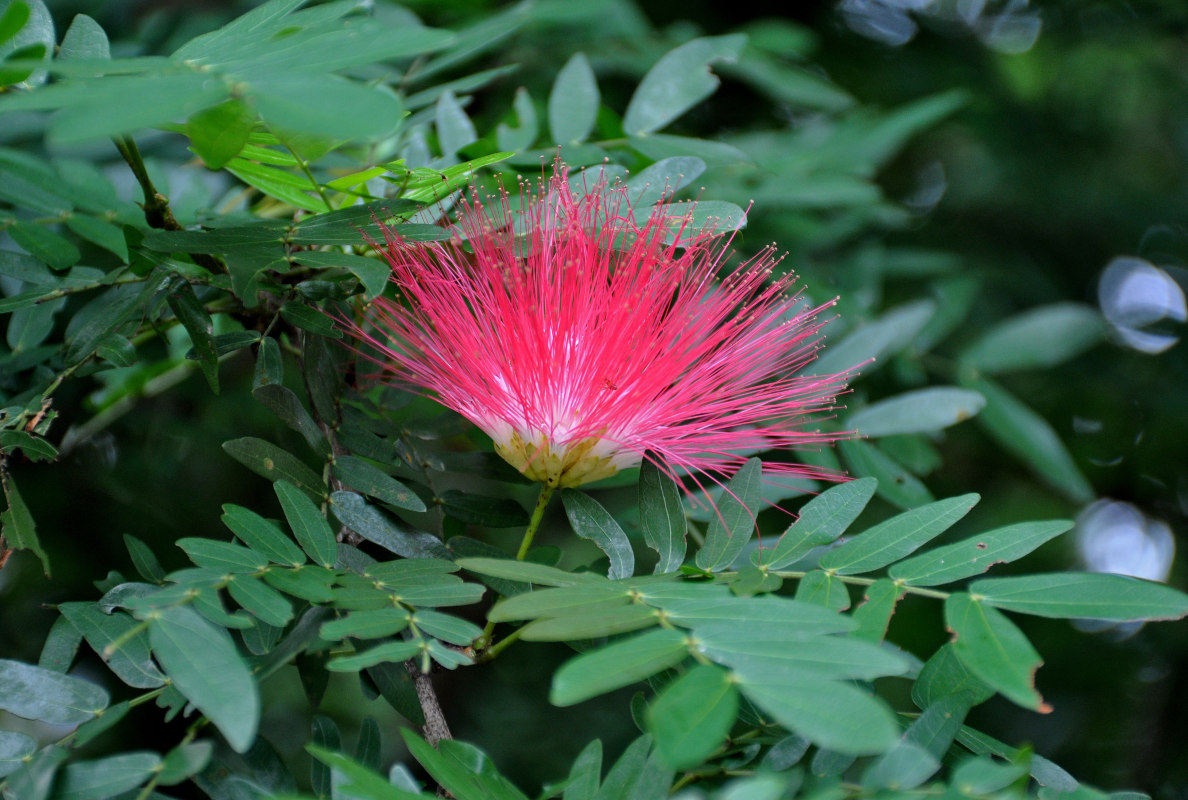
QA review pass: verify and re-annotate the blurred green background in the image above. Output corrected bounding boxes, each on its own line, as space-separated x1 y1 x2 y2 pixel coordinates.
2 0 1186 796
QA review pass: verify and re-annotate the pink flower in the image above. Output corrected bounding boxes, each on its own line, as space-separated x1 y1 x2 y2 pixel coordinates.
342 168 851 492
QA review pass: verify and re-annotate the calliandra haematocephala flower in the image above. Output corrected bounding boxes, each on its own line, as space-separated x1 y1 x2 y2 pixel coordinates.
340 167 853 498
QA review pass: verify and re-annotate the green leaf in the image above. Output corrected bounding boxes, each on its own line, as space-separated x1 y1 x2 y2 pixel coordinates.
435 90 477 157
57 602 165 689
638 460 686 573
226 159 325 212
913 642 995 709
850 578 903 643
945 592 1046 711
253 383 330 457
838 439 934 510
355 716 382 771
273 479 336 567
167 282 219 393
562 490 635 580
55 752 161 800
549 52 599 144
960 303 1107 373
496 86 538 151
58 14 108 60
9 221 80 269
861 741 940 791
521 603 660 641
328 640 423 672
951 756 1029 795
222 437 326 499
0 2 30 48
696 625 909 682
551 628 691 706
0 658 108 724
623 34 746 136
959 373 1094 503
330 491 450 560
222 503 306 567
626 157 706 208
412 609 483 646
402 731 530 800
889 520 1072 586
629 132 751 167
896 703 967 774
696 458 762 571
819 493 979 575
0 430 56 462
291 198 421 244
758 477 876 570
50 73 229 143
145 604 260 752
307 745 432 800
186 97 254 168
253 335 284 388
736 674 898 756
647 663 738 770
227 574 294 626
794 570 850 611
262 565 337 603
280 301 341 338
320 608 410 641
971 573 1188 621
653 593 856 636
254 76 402 141
334 455 426 512
456 557 604 587
157 740 213 786
0 731 37 779
65 214 128 261
806 300 936 378
2 745 66 800
848 387 986 437
954 727 1078 792
177 537 269 573
395 582 484 609
38 615 82 673
563 740 602 800
488 583 630 622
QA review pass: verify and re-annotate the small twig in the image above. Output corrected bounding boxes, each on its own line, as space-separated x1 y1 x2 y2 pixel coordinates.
113 135 225 274
406 659 453 746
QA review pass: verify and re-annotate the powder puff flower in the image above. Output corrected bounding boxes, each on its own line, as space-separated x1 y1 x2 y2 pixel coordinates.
342 167 851 495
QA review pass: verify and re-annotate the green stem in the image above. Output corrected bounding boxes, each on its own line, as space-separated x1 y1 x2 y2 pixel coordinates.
284 143 333 212
479 625 525 662
771 570 951 601
515 483 556 561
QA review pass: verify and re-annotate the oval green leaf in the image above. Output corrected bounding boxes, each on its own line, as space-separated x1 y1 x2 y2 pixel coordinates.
647 663 738 770
971 572 1188 621
562 489 634 580
551 628 691 706
146 605 260 752
758 477 876 570
889 520 1072 587
848 387 986 438
819 493 979 575
945 592 1046 712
